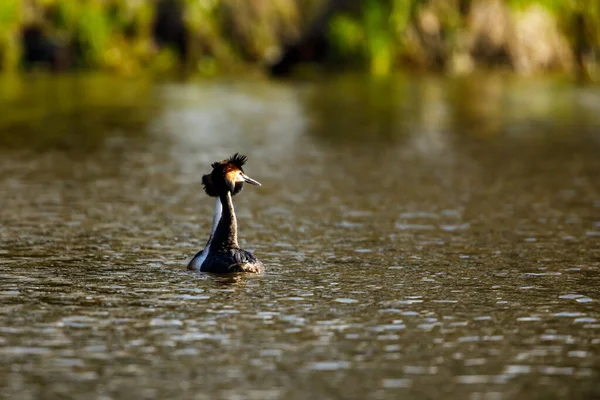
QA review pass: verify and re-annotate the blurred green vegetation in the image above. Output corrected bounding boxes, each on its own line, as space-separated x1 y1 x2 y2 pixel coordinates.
0 0 20 71
0 0 598 78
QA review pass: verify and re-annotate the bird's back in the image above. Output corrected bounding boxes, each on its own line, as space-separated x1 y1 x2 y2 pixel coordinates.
201 248 263 273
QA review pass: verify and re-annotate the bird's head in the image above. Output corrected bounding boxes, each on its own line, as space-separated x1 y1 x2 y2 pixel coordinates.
202 153 261 197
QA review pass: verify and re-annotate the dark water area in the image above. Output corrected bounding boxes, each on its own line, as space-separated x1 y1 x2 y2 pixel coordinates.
0 73 599 400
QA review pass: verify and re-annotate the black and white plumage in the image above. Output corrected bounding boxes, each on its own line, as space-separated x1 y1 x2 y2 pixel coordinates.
187 153 263 273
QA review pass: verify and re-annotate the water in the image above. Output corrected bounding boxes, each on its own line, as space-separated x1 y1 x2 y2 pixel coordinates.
0 74 599 400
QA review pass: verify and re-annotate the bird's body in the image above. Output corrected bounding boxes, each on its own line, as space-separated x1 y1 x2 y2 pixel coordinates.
188 154 263 273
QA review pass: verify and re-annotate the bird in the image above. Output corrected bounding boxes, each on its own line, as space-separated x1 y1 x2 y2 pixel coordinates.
187 153 264 273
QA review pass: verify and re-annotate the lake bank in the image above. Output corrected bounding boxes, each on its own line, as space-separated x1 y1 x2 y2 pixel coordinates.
1 0 599 79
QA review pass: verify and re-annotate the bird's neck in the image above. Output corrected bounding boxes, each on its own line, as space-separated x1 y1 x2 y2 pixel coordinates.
205 198 221 244
209 191 239 251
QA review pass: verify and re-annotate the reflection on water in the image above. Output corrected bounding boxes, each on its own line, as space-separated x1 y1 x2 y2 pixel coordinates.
0 74 599 400
0 75 154 152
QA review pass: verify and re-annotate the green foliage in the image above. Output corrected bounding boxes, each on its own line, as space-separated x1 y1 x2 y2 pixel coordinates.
53 0 79 31
507 0 564 12
77 2 111 66
390 0 413 35
185 0 219 32
328 0 400 76
329 14 364 59
0 0 19 71
185 0 233 72
0 0 598 77
0 0 19 29
364 0 394 76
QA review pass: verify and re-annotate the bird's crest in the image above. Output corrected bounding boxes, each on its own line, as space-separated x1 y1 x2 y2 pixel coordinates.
228 153 247 169
211 153 247 170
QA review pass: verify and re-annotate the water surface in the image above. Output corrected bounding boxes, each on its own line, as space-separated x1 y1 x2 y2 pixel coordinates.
0 74 599 400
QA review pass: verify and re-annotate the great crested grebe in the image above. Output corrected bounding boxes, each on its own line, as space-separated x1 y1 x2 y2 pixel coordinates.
187 153 263 273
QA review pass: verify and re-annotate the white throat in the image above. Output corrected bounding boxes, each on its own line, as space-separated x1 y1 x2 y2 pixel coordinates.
189 198 222 270
209 197 222 238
